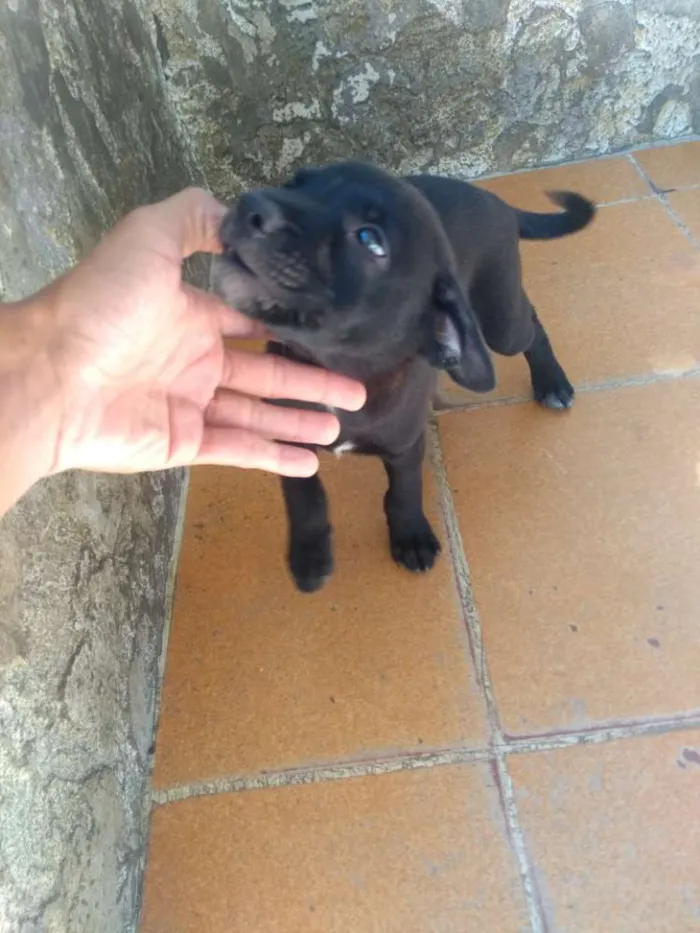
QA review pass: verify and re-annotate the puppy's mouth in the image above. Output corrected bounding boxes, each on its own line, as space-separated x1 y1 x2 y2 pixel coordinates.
222 246 256 277
250 297 322 332
214 251 322 334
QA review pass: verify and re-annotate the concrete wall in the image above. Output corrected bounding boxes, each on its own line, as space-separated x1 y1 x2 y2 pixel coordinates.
0 1 697 932
0 2 199 931
151 0 700 200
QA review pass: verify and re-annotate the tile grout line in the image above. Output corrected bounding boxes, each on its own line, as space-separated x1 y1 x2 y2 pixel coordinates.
626 153 700 250
427 423 547 933
594 194 652 208
433 366 700 415
492 757 550 933
151 746 494 804
153 468 191 727
658 181 700 193
484 189 699 211
427 422 504 741
151 710 700 806
505 710 700 753
486 189 694 212
136 467 192 928
146 467 192 788
429 367 700 924
655 193 700 249
471 134 700 184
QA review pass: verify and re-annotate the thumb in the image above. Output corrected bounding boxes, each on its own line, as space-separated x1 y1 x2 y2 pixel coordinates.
147 188 228 259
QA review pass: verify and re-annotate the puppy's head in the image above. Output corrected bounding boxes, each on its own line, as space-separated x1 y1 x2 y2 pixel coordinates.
211 161 494 391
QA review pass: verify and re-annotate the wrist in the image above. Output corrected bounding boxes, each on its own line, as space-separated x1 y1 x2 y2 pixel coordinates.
0 292 63 514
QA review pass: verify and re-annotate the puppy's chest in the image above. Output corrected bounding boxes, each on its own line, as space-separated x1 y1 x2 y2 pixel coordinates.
268 344 436 457
323 396 427 459
323 407 377 457
330 437 357 457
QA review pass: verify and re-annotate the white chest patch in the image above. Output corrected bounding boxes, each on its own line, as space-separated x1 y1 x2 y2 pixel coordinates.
332 441 356 458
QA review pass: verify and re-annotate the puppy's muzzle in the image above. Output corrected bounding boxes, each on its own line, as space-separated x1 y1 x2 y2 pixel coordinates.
219 192 312 291
236 191 289 239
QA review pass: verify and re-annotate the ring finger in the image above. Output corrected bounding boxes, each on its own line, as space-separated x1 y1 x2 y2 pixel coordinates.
205 389 341 445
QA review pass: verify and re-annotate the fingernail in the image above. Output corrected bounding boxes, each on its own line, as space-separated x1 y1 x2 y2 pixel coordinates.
283 448 319 476
319 416 340 444
340 384 367 411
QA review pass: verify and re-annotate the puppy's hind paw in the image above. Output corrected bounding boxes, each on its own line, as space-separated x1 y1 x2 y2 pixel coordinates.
289 534 334 593
390 522 441 573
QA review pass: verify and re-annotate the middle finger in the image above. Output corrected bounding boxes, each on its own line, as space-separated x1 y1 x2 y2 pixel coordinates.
219 348 366 411
206 389 341 445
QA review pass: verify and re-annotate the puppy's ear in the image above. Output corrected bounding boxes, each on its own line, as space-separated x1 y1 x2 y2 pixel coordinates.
421 274 496 393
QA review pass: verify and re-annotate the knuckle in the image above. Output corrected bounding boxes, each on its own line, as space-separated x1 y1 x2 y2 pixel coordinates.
270 355 287 393
248 401 266 433
220 351 236 388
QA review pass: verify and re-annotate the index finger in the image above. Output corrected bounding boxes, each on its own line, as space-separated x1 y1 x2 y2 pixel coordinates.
220 349 366 412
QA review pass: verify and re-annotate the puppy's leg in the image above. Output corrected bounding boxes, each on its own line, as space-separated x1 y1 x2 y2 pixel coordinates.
471 263 574 411
383 435 441 573
524 307 574 410
281 475 333 593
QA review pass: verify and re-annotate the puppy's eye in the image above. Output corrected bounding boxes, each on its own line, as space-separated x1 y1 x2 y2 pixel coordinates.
356 226 387 258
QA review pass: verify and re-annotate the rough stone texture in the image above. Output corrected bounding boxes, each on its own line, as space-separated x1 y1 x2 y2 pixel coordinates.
0 474 185 933
150 0 700 200
0 2 197 931
1 1 698 932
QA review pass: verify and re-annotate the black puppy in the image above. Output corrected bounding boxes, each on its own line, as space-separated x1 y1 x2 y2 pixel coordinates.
211 162 595 593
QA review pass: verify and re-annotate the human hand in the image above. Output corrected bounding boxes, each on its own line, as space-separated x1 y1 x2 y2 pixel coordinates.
35 188 365 480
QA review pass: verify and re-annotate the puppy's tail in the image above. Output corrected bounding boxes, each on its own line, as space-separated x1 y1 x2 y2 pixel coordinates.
516 191 596 240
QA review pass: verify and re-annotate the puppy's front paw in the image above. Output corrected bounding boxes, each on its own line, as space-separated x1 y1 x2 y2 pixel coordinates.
532 368 575 411
289 534 334 593
389 520 441 573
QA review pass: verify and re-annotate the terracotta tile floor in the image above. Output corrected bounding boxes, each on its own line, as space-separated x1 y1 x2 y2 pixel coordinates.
140 141 700 933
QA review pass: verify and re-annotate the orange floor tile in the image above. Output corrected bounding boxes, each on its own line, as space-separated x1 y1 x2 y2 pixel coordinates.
151 459 485 788
142 766 529 933
509 732 700 932
141 140 700 933
439 380 700 734
668 187 700 241
633 140 700 191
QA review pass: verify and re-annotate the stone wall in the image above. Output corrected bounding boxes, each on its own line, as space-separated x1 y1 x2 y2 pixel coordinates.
151 0 700 201
0 2 198 931
1 1 697 932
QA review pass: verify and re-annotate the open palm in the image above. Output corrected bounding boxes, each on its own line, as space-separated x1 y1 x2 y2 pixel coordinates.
46 189 365 477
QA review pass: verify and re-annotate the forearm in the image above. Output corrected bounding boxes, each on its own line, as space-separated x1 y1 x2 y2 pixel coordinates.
0 295 61 517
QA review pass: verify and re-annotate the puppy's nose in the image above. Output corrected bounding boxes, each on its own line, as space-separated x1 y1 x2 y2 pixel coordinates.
238 192 287 237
